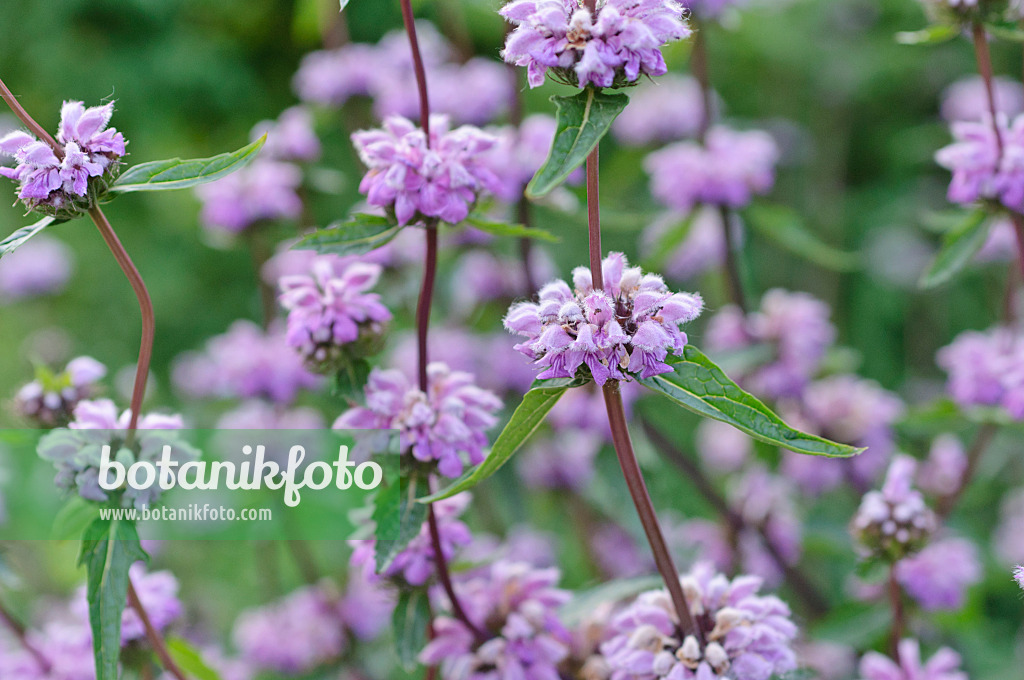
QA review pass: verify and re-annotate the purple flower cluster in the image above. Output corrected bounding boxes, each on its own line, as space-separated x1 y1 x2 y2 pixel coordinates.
420 560 572 679
351 494 472 586
0 101 126 217
917 434 967 497
705 289 835 399
36 399 199 508
484 114 581 203
0 234 73 302
504 252 703 385
501 0 691 89
278 258 391 372
894 537 981 611
936 326 1024 418
856 639 967 680
935 114 1024 212
172 320 320 405
645 126 779 212
601 562 798 680
232 584 346 675
642 207 737 282
352 115 501 226
70 564 183 642
334 362 502 477
851 456 937 561
14 356 106 428
613 75 709 146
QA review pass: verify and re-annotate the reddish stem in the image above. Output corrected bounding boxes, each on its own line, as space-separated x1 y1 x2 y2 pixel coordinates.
399 0 432 142
972 23 1004 157
586 148 603 290
127 579 189 680
428 503 488 644
718 205 748 312
0 78 63 159
89 206 155 434
690 24 713 142
1009 212 1024 283
937 423 998 520
415 225 439 391
887 567 905 659
0 600 51 672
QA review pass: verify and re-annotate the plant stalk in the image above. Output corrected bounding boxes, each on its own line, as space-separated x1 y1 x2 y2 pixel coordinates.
887 567 904 659
972 23 1003 156
0 78 63 158
127 579 189 680
586 148 604 290
428 503 488 643
399 0 432 140
0 599 51 672
937 423 998 520
718 205 748 312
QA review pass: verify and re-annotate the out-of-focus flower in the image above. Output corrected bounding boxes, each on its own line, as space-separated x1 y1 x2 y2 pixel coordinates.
484 114 582 203
195 159 303 233
172 321 320 405
975 217 1020 262
601 562 799 680
1014 565 1024 589
294 43 390 106
505 252 703 385
796 641 857 680
420 560 571 679
941 75 1024 122
642 208 739 282
450 248 557 314
894 537 981 611
377 57 512 126
0 101 126 217
214 400 325 430
613 75 709 145
278 259 391 373
994 487 1024 566
233 584 345 675
645 126 779 212
696 417 752 473
14 356 106 428
501 0 691 89
0 620 93 680
350 494 472 587
37 399 198 508
518 428 603 490
936 113 1024 212
856 638 967 680
334 363 502 478
851 456 937 562
352 115 500 226
0 235 73 302
917 434 967 497
252 106 321 162
937 326 1024 419
705 289 835 399
71 564 182 642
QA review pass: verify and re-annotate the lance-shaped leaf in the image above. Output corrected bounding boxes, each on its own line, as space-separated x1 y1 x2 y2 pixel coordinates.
0 216 59 261
640 347 862 458
373 474 428 573
340 0 351 9
744 203 861 272
167 637 224 680
895 24 958 45
296 213 402 256
78 517 148 680
526 88 629 199
393 589 431 671
421 376 587 503
464 215 559 242
108 135 266 193
919 210 990 289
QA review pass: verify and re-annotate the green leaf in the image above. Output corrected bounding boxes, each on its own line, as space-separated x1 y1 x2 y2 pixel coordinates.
108 135 266 193
0 216 59 261
52 496 101 541
166 637 224 680
745 203 860 272
526 88 629 199
987 23 1024 42
78 517 148 680
895 24 959 45
640 347 863 458
918 210 990 289
393 589 431 671
295 213 402 256
420 376 587 503
332 358 371 401
464 215 559 243
373 475 429 573
560 576 662 626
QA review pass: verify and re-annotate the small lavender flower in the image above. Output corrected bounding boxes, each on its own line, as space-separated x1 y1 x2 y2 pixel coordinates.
975 217 1019 262
856 639 967 680
612 75 709 146
917 434 967 497
935 113 1024 212
195 159 304 234
14 356 106 428
0 101 126 217
484 114 583 203
419 560 572 679
339 546 395 641
941 75 1024 122
601 562 799 680
1014 565 1024 589
645 126 779 212
278 259 391 373
172 321 320 405
232 584 346 675
334 362 502 478
377 57 513 126
0 620 94 680
936 326 1023 418
641 208 737 282
252 106 321 162
517 428 604 490
37 399 199 508
501 0 692 89
450 248 557 315
851 455 937 562
894 537 981 611
0 234 73 302
351 115 501 226
705 289 835 399
351 493 472 586
504 252 703 385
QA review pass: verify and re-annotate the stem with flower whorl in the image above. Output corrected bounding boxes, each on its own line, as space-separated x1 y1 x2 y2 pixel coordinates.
0 598 51 673
586 141 700 640
127 579 189 680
